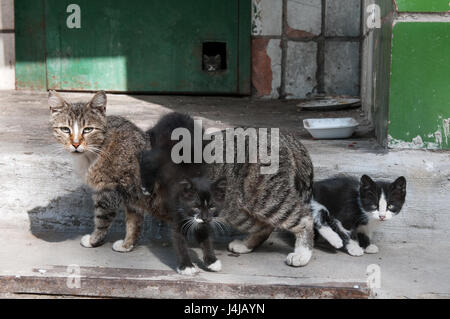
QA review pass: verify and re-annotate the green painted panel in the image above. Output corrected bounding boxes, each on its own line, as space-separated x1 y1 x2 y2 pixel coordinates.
14 0 47 90
389 23 450 149
238 0 251 94
44 0 248 93
396 0 450 12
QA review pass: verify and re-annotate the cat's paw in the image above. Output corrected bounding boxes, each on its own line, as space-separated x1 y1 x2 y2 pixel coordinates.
286 247 312 267
112 240 134 253
177 266 199 275
346 240 364 256
364 244 379 254
318 227 344 249
228 240 252 254
80 234 93 248
206 260 222 272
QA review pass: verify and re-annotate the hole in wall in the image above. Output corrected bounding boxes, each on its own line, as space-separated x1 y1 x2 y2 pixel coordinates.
202 42 227 71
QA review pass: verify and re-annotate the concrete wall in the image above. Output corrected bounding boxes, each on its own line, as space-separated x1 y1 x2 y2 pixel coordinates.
251 0 362 99
361 0 394 146
0 0 14 90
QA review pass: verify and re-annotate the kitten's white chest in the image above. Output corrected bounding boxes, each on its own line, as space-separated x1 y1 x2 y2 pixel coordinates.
357 219 380 239
72 153 98 183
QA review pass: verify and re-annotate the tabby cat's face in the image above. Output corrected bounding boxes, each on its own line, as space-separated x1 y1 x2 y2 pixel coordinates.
359 175 407 221
49 91 107 155
177 177 227 225
203 54 222 72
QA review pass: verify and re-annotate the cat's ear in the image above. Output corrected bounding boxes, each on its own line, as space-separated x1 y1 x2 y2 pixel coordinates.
87 91 107 114
214 54 221 61
179 179 195 199
179 179 193 190
48 90 68 115
360 175 375 190
392 176 407 192
212 177 227 202
203 54 209 61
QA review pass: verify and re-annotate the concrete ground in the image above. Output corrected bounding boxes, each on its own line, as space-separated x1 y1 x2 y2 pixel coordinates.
0 90 449 298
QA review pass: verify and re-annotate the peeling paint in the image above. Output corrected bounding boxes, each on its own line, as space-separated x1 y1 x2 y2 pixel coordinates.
251 0 263 35
388 135 440 150
251 38 273 97
434 129 443 146
412 135 424 146
285 24 316 38
443 118 450 145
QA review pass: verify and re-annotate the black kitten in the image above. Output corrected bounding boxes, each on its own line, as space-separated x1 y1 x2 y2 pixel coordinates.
312 175 407 256
140 112 227 274
168 176 226 273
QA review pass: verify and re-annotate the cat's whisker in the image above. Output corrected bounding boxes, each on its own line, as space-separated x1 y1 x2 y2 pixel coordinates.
181 218 195 236
87 148 113 162
215 219 231 233
185 219 197 238
212 219 226 235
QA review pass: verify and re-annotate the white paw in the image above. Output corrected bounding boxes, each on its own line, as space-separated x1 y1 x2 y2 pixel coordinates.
318 227 344 249
177 266 199 275
80 234 93 248
112 240 134 253
207 260 222 272
346 240 364 256
228 240 252 254
286 247 312 267
364 244 379 254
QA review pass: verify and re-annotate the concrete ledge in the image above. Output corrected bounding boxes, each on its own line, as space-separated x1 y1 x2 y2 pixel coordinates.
0 265 369 299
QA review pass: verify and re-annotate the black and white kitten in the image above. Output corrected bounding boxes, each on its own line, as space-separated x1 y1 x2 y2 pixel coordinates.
140 113 227 274
162 174 226 274
312 175 407 256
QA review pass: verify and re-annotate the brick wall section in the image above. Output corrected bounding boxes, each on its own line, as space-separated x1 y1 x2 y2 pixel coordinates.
251 0 361 99
0 0 15 90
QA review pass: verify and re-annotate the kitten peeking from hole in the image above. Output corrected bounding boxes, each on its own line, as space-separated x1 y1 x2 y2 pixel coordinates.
203 54 222 72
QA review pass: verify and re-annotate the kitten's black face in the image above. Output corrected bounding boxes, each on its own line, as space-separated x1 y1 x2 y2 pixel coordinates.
203 54 222 72
359 175 407 221
176 176 227 227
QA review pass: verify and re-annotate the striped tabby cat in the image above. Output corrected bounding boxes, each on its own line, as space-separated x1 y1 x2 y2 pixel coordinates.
140 112 316 272
48 91 154 252
208 129 315 267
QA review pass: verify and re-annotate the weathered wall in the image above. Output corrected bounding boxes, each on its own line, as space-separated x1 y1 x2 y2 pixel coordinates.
388 1 450 150
0 0 15 90
251 0 362 99
361 0 394 147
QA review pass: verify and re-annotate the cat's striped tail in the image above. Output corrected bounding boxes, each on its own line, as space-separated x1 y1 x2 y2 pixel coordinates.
310 198 345 249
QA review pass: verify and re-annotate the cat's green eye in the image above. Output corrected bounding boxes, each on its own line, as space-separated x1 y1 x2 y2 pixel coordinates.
83 127 94 134
388 204 395 210
370 204 378 210
60 127 71 134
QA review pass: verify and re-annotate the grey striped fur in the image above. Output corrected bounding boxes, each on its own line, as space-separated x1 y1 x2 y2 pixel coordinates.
208 130 315 267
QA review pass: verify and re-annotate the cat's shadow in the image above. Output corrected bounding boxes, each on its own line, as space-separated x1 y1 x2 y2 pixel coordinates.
26 185 153 242
143 240 232 272
27 189 338 272
27 186 95 242
26 187 237 271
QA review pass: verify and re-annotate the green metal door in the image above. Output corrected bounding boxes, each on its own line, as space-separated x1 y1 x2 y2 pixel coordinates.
15 0 251 94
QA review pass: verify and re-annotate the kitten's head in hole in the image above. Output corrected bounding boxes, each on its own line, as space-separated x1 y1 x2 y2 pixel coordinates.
203 54 222 72
49 90 107 155
359 175 407 221
175 176 227 233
